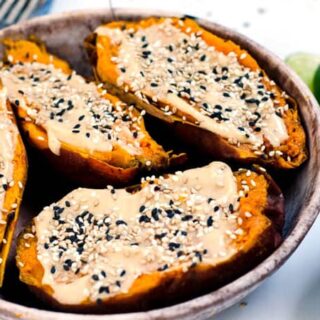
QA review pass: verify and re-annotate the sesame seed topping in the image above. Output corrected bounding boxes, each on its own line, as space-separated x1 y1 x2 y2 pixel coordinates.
1 61 148 157
33 162 251 303
103 18 290 159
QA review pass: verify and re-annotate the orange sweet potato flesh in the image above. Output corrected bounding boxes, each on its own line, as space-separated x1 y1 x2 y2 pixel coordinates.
0 90 27 286
16 169 284 313
85 17 307 170
2 39 171 187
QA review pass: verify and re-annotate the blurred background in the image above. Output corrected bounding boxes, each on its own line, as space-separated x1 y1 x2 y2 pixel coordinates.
0 0 319 319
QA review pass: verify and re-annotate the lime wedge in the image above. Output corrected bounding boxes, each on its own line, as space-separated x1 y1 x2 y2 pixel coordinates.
285 53 320 92
314 66 320 103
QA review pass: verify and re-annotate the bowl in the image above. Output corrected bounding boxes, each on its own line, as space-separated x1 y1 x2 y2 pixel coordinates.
0 8 319 320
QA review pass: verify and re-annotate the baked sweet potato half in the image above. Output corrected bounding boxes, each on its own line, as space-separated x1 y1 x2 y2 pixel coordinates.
16 161 283 313
0 39 171 187
85 17 307 169
0 82 27 286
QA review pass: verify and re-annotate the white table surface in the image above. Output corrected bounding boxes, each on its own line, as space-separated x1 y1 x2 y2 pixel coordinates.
50 1 320 319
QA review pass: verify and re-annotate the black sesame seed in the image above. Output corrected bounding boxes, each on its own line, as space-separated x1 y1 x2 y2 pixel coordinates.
105 234 113 241
99 286 110 294
139 205 146 213
202 102 209 109
200 54 206 61
195 251 203 262
182 215 193 221
139 215 151 223
50 266 56 274
49 236 58 243
166 209 175 219
155 232 167 240
151 208 159 221
223 92 231 98
245 98 259 104
150 82 158 87
240 93 247 100
207 216 214 227
116 220 127 226
92 274 99 281
158 264 168 271
67 100 74 110
168 242 181 251
120 270 126 277
101 271 107 277
177 250 184 257
64 259 73 267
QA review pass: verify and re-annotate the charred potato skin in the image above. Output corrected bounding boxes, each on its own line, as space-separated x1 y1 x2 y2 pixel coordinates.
3 39 171 187
84 17 307 170
0 99 27 286
16 170 284 313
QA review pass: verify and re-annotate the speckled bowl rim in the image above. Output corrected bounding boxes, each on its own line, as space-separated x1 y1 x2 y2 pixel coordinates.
0 8 319 320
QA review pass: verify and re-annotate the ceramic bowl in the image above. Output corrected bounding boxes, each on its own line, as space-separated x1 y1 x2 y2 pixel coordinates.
0 8 319 320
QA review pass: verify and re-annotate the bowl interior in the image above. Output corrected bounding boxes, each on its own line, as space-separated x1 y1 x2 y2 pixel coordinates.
0 8 319 320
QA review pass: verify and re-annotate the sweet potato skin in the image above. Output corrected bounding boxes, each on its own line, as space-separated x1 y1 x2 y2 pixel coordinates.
3 39 171 187
0 98 27 286
16 169 284 313
85 17 307 170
